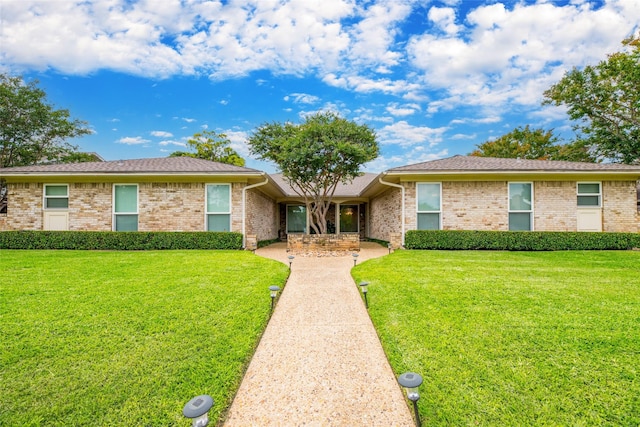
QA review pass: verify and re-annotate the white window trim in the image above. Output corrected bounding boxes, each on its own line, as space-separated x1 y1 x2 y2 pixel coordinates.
508 182 534 231
286 204 308 234
577 182 602 208
43 184 69 210
416 182 442 230
205 183 232 232
112 184 139 231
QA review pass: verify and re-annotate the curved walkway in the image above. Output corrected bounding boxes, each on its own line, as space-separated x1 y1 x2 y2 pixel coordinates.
223 242 414 426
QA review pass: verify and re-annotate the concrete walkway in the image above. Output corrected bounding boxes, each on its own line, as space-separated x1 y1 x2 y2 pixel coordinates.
223 242 414 426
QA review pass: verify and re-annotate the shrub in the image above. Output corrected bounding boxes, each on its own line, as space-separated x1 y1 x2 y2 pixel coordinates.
404 230 640 251
0 231 243 250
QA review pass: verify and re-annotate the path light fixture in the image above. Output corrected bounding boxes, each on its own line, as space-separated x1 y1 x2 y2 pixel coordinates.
288 255 295 269
352 253 359 266
398 372 423 427
388 243 392 254
183 394 214 427
359 281 369 308
269 285 280 311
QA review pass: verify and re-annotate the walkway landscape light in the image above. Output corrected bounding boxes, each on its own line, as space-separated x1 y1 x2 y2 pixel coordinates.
388 243 392 254
183 394 214 427
269 285 280 311
352 253 359 266
359 281 369 308
398 372 423 427
288 255 295 268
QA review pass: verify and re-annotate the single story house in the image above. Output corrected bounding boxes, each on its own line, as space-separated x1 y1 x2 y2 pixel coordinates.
1 155 639 247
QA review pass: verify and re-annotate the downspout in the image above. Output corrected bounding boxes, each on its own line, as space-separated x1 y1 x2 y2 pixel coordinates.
378 173 405 246
242 176 269 248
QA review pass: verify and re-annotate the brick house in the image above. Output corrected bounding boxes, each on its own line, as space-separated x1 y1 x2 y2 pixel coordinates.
1 155 639 247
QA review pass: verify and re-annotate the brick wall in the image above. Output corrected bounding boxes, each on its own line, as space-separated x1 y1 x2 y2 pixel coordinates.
442 181 508 230
1 181 251 232
0 183 42 230
245 187 278 241
369 186 402 241
534 181 575 231
603 181 638 232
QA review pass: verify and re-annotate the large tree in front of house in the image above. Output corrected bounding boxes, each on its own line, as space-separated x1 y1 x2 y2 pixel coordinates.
169 130 245 166
543 36 640 164
248 112 379 234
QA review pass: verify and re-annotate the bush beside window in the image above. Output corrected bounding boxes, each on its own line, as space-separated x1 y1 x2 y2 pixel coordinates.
405 230 640 251
0 231 243 250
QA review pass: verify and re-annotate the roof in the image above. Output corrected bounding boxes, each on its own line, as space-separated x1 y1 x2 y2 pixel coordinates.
270 173 379 197
0 157 263 175
388 155 640 173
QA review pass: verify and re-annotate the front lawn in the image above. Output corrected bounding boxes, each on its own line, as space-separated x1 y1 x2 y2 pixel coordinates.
0 250 289 426
354 250 640 426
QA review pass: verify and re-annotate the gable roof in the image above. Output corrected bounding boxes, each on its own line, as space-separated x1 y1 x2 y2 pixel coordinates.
389 155 640 173
0 157 262 175
270 173 379 198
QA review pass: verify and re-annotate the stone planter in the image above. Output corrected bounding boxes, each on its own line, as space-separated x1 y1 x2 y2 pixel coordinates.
287 233 360 252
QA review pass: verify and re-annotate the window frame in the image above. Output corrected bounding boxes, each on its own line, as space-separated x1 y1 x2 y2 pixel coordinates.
43 184 69 210
416 182 442 230
508 182 534 231
113 184 139 232
577 182 602 208
205 183 231 232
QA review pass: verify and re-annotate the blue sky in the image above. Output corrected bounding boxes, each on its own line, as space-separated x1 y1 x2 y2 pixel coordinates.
2 0 639 172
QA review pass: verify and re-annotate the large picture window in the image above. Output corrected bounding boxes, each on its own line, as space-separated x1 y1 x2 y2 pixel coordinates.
206 184 231 231
287 205 307 233
577 182 601 207
44 184 69 209
114 184 138 231
509 182 533 231
417 183 441 230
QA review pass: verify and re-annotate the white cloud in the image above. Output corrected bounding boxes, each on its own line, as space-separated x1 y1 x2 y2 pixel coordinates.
182 117 197 123
285 93 321 105
158 140 185 147
151 130 173 138
386 103 421 117
117 136 150 145
377 121 448 148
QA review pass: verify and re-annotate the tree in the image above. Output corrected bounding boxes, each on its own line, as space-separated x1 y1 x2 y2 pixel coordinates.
543 36 640 164
248 111 379 234
469 125 596 162
0 74 91 168
169 130 245 166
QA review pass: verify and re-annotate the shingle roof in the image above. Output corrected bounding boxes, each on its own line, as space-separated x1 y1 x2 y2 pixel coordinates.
270 173 379 197
388 155 640 172
0 157 263 174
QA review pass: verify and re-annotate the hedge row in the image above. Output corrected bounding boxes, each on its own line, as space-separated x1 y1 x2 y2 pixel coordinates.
404 230 640 251
0 231 243 250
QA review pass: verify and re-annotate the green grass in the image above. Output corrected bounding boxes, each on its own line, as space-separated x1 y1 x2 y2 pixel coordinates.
0 250 289 426
354 250 640 426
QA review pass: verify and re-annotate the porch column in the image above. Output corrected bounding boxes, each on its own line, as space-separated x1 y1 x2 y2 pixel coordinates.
335 202 341 234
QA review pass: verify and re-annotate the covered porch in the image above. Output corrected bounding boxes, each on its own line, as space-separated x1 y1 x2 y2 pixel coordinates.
278 201 367 240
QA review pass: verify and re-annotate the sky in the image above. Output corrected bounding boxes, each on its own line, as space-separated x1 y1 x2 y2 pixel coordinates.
1 0 639 173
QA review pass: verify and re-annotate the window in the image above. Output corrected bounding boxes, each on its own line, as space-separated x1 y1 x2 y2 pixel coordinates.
1 180 7 214
44 184 69 209
339 205 359 233
417 183 441 230
206 184 231 231
577 182 601 207
113 184 138 231
509 182 533 231
287 205 307 233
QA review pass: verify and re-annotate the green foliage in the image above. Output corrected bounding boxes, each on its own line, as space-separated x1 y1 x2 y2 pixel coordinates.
404 230 640 250
0 231 243 250
354 250 640 426
0 250 289 426
0 74 92 168
543 36 640 164
469 125 596 162
248 111 379 233
169 130 245 166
